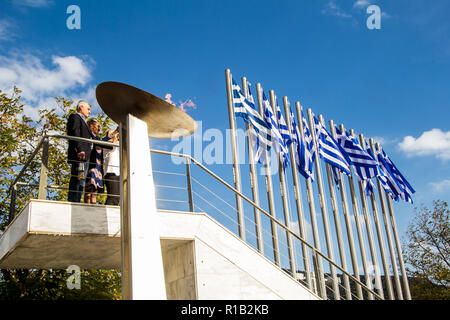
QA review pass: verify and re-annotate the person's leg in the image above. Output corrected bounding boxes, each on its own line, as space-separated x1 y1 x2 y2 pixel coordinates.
68 163 81 202
91 192 97 204
78 161 89 203
105 173 120 206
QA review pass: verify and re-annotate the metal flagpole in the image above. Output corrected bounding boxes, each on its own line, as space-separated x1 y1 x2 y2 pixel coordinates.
241 77 264 254
329 121 363 300
321 117 352 300
369 138 403 299
379 145 412 300
255 83 281 267
269 90 296 276
352 130 385 299
225 69 246 241
283 98 312 290
307 109 340 300
296 104 327 298
357 133 393 300
340 124 373 300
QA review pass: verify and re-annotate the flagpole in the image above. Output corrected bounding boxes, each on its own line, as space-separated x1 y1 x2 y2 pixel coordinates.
357 133 393 300
284 98 313 291
225 69 246 241
319 114 352 300
256 83 281 267
323 118 352 300
352 130 385 299
329 120 363 299
269 90 296 276
241 77 264 254
296 104 327 299
369 138 403 299
307 109 340 300
340 124 374 300
378 142 411 300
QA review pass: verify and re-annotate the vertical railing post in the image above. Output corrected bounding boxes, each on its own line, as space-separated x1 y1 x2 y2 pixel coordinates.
185 158 194 212
38 137 49 200
9 184 17 224
241 78 264 254
225 69 246 241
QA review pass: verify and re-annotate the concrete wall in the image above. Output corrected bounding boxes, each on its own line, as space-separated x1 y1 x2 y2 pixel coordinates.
0 200 320 300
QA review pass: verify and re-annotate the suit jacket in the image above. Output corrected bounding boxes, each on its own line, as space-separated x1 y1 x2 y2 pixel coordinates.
67 113 94 163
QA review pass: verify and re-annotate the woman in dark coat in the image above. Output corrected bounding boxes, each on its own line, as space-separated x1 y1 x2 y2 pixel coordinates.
84 119 106 204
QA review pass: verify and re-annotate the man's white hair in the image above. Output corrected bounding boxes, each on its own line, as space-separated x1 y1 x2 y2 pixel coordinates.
76 100 90 111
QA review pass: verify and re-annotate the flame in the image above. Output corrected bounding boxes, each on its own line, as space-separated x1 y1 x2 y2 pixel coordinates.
164 93 196 112
164 93 175 105
178 99 196 112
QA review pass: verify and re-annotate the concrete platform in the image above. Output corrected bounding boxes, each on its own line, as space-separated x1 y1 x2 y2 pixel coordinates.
0 199 319 300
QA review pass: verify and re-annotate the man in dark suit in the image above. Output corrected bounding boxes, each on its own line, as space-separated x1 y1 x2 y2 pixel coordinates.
67 100 94 202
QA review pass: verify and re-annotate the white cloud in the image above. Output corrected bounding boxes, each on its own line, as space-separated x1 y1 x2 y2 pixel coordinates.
12 0 54 7
353 0 370 9
0 53 94 120
398 129 450 160
371 136 398 146
0 19 16 41
322 0 352 19
429 179 450 193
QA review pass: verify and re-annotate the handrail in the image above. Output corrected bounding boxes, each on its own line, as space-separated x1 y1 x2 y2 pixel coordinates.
8 133 383 300
8 136 47 193
151 148 383 299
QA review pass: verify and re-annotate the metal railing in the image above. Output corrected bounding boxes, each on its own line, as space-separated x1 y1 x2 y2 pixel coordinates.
7 133 383 300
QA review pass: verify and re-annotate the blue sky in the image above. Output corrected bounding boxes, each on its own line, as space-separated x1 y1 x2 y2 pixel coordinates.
1 0 449 272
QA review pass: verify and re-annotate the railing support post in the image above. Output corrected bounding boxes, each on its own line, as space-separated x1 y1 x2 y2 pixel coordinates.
186 158 194 212
38 137 49 200
9 185 17 223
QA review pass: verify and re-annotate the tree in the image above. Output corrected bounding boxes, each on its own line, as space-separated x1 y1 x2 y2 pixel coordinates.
403 200 450 300
0 87 121 299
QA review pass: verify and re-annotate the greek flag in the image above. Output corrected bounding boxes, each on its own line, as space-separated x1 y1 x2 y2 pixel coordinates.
376 147 414 203
294 109 315 180
232 79 273 163
275 98 293 149
335 128 379 195
312 116 351 175
262 92 290 169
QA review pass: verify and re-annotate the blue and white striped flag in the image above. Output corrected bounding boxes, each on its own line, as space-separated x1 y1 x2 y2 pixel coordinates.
262 92 290 169
312 116 351 175
381 148 415 197
335 128 379 195
375 147 414 203
275 98 293 149
232 79 273 163
293 109 315 180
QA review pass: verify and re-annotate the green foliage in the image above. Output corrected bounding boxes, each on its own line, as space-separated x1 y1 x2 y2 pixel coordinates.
404 200 450 300
0 269 121 300
0 88 121 300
